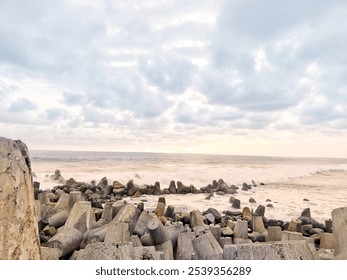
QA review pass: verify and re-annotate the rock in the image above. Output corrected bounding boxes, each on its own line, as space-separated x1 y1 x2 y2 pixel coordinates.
301 208 311 219
204 208 222 223
176 232 196 260
168 180 177 194
200 184 214 193
76 241 135 260
0 137 41 260
266 203 274 208
176 181 190 194
231 198 241 209
50 169 65 183
249 198 256 203
97 177 108 188
254 205 265 216
126 180 138 196
223 240 319 260
192 232 223 260
241 183 249 191
332 207 347 259
205 193 213 200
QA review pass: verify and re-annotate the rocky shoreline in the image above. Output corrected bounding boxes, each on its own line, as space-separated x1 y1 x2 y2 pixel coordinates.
34 170 338 260
1 136 347 260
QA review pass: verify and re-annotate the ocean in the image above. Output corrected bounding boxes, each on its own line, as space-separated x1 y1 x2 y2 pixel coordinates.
30 150 347 190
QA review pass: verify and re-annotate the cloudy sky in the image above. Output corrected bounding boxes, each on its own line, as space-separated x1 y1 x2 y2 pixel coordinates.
1 0 347 157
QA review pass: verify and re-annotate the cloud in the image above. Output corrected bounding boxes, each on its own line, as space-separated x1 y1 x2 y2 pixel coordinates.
44 108 69 121
9 97 37 112
1 0 347 155
139 52 197 93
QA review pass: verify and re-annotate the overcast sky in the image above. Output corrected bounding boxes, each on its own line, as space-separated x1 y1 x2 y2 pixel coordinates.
1 0 347 157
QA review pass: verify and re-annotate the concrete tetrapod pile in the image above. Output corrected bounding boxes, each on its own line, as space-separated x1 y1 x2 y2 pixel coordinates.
1 136 347 260
37 190 347 260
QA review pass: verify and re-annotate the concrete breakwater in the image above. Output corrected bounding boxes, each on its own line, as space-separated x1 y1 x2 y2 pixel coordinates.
36 175 343 260
1 136 346 260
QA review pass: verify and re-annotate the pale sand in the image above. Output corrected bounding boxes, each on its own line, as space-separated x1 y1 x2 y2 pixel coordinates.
124 170 347 224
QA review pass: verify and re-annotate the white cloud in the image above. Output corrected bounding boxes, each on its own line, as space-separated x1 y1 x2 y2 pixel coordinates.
1 0 347 156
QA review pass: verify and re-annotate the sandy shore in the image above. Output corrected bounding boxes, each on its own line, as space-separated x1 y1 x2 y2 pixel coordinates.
124 170 347 223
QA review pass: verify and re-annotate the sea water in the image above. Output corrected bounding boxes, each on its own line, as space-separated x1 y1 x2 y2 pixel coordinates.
30 150 347 190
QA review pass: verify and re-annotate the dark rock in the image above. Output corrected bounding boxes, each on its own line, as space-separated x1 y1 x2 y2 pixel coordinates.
254 205 265 216
177 181 190 194
266 203 274 208
127 180 138 196
242 183 249 191
203 208 222 223
232 199 241 209
104 185 113 196
249 198 256 203
301 208 311 219
212 180 218 189
168 180 177 194
205 193 213 200
200 184 214 193
153 182 162 195
97 177 108 188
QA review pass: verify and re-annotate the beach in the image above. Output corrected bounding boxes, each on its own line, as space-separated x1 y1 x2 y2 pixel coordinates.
30 150 347 224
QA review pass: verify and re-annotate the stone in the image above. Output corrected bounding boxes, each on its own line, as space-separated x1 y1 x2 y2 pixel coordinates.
105 222 131 243
40 247 61 260
64 201 93 233
155 240 173 260
233 220 248 239
76 242 135 260
242 207 252 222
176 232 196 260
147 218 170 245
332 207 347 259
254 205 265 216
282 231 304 241
0 137 40 260
223 240 319 260
301 208 311 219
47 227 83 257
287 218 302 233
190 210 206 228
249 198 256 203
231 198 241 209
266 226 282 242
134 246 159 260
252 215 266 234
126 180 138 196
168 180 177 194
192 232 223 260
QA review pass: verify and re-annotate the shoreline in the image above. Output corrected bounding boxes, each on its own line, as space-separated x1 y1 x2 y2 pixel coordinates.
35 169 347 224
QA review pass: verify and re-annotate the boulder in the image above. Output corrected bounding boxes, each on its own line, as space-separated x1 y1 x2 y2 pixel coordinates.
0 137 40 260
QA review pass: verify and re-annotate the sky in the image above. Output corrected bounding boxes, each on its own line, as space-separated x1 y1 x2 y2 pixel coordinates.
1 0 347 157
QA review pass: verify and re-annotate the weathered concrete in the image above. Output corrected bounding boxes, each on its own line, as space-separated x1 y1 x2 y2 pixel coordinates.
332 207 347 259
192 232 223 260
104 222 131 243
76 242 135 260
233 220 248 239
46 227 83 257
134 246 159 260
320 232 335 250
176 232 196 260
155 240 174 260
266 226 282 242
64 201 93 233
147 218 170 245
0 137 40 260
223 240 319 260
